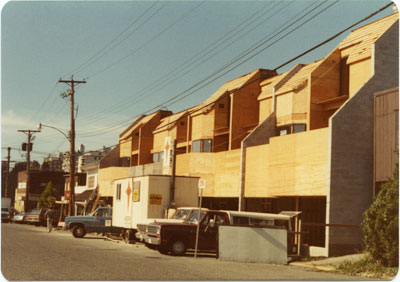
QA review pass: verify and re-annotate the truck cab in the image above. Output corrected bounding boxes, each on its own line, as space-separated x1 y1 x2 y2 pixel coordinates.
145 209 229 255
64 207 122 238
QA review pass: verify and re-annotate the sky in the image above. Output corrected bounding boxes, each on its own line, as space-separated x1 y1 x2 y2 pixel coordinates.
1 0 397 166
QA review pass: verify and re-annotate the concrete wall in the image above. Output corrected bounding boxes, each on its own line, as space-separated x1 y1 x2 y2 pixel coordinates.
128 162 163 177
218 225 287 264
327 21 399 256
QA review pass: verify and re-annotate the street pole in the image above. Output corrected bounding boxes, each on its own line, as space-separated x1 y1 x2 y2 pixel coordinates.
169 139 177 209
5 147 11 198
59 76 86 216
194 179 205 259
18 129 40 212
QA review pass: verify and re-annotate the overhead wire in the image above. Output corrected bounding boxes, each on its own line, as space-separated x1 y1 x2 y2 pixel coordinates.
75 0 334 138
76 1 286 127
76 1 281 125
87 1 206 78
66 1 165 76
76 0 314 132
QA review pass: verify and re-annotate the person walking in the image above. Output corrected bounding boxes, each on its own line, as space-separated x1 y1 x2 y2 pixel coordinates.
44 208 55 233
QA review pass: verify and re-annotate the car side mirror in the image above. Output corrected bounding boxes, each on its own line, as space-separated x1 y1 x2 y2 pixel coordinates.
209 219 215 228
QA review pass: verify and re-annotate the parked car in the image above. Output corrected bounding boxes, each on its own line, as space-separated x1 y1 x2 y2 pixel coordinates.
144 209 297 256
25 208 53 226
1 211 11 223
64 207 122 238
11 213 28 224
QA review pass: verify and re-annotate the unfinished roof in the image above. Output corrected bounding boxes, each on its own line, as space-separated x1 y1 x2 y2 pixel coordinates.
339 12 398 63
119 112 159 140
153 110 186 133
258 70 294 100
202 69 276 106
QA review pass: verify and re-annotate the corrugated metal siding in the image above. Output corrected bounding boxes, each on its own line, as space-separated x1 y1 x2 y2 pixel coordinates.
374 88 399 184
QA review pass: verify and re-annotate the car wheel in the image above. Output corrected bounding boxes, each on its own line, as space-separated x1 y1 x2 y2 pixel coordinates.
72 225 87 238
170 240 186 256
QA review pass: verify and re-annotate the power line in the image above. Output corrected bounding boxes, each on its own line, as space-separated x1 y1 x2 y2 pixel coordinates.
87 1 205 78
67 1 165 76
76 1 392 140
76 0 323 137
76 1 288 127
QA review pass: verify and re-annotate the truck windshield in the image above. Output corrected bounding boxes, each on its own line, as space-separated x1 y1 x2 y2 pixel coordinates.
187 210 206 223
172 209 191 220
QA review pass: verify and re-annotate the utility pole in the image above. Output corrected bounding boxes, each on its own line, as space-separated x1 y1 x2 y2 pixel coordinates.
5 147 11 198
59 76 86 216
18 129 40 212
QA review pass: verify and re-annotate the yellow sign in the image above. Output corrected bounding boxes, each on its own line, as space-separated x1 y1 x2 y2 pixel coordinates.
149 194 162 205
133 190 139 202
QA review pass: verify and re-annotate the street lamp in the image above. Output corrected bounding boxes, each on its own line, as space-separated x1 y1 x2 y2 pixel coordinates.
38 122 75 216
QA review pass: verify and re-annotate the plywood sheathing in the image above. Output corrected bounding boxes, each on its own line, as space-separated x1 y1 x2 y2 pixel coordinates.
339 12 398 64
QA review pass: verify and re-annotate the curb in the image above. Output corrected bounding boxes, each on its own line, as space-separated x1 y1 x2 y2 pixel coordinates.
290 262 336 272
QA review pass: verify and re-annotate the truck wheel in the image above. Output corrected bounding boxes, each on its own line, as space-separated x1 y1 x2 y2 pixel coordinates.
72 225 86 238
170 240 186 256
124 229 133 244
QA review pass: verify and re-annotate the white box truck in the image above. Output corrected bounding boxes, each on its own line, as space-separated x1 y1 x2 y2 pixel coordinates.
112 175 199 242
1 198 11 212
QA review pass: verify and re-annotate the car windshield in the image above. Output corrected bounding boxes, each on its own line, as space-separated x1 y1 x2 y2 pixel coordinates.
187 211 206 223
30 210 40 214
172 209 191 220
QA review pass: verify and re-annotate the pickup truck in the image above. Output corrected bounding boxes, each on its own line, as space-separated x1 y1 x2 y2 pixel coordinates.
144 209 296 256
135 207 207 242
64 207 122 238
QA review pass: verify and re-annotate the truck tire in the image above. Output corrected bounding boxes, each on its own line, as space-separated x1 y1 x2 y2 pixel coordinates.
170 240 186 256
72 225 87 238
123 229 135 244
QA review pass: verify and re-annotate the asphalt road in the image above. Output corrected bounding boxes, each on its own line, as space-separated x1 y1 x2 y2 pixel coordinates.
1 223 364 281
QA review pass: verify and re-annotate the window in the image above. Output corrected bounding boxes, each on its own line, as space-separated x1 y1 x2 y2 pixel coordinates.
277 124 306 136
277 126 291 136
293 124 306 133
202 139 212 152
192 140 201 152
192 139 212 152
152 152 159 163
160 151 164 161
116 184 121 200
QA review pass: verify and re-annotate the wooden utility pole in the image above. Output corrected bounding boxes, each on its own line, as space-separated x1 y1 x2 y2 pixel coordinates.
5 147 11 198
59 76 86 216
18 130 40 212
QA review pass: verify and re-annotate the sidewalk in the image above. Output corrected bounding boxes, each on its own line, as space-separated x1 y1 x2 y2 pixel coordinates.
290 253 366 271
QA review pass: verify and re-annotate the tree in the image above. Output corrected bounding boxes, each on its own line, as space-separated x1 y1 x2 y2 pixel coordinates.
362 164 399 267
38 181 57 208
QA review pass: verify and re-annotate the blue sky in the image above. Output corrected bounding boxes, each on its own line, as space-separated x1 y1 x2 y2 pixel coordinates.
1 0 397 165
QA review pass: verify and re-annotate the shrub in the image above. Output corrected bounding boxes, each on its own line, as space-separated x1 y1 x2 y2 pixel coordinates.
362 164 399 267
